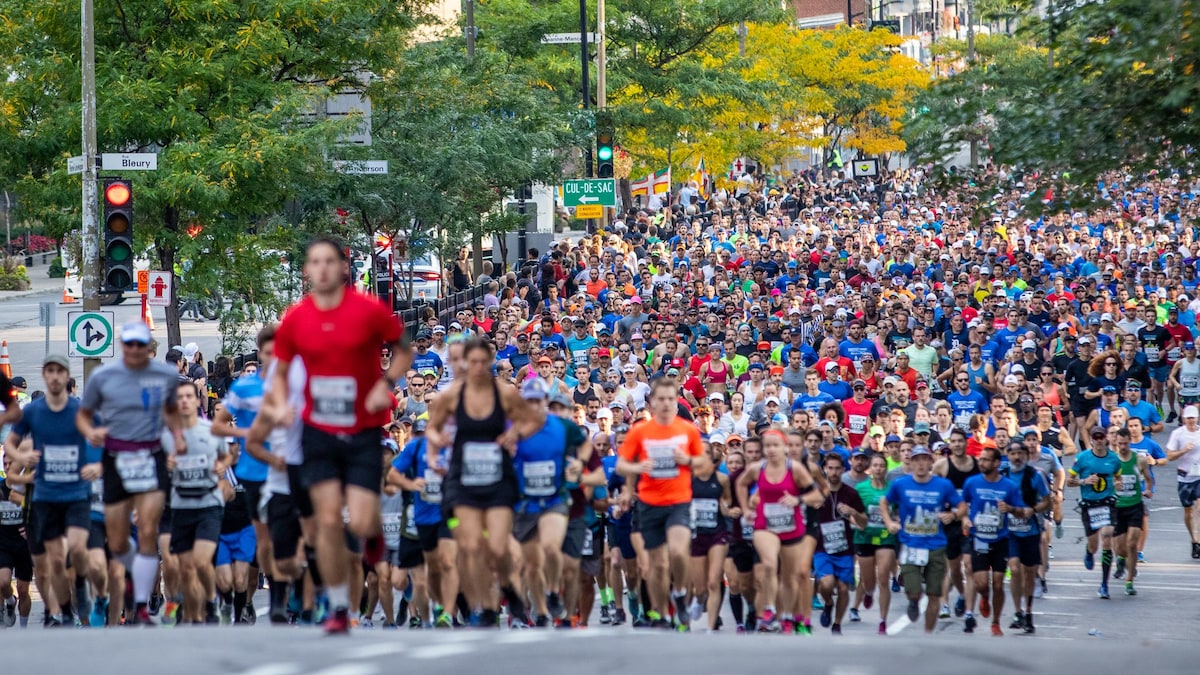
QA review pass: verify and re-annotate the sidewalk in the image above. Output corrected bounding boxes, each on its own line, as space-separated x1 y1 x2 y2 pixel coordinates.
0 260 65 303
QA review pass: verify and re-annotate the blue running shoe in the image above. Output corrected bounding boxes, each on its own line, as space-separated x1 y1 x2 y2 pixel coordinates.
891 576 901 593
1084 549 1094 571
1097 584 1110 600
90 597 108 628
812 595 825 611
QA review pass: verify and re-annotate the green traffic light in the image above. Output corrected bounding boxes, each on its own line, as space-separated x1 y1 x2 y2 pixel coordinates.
109 242 132 262
597 146 613 161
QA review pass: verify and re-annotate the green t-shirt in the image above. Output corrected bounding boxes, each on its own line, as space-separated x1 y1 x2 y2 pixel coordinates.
1114 453 1143 509
854 480 898 546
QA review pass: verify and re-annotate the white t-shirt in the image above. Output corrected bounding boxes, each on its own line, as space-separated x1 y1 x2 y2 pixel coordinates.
1166 425 1200 484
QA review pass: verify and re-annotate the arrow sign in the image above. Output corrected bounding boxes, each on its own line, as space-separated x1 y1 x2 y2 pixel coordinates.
68 311 115 359
578 195 598 204
562 179 616 207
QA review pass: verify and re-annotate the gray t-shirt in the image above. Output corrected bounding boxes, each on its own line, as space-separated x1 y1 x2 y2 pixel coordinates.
81 360 181 442
162 418 226 510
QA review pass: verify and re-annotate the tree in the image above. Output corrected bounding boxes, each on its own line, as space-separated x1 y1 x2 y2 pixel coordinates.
0 0 426 348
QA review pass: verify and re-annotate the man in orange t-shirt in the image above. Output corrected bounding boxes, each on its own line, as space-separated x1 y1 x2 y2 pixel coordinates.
617 377 703 629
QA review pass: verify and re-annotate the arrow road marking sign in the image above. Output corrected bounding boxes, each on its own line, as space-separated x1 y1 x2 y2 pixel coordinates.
68 310 115 359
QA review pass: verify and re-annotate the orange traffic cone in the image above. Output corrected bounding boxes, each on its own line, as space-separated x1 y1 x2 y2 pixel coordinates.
142 294 155 331
62 272 77 304
0 341 11 378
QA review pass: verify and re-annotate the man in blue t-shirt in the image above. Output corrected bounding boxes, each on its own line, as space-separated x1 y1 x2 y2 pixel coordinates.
5 354 98 626
880 445 965 634
961 445 1028 635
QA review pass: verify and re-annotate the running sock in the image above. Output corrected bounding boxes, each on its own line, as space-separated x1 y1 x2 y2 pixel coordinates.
327 583 350 611
271 580 290 611
729 592 745 625
219 590 233 606
131 554 158 604
18 616 28 627
599 587 614 605
626 590 640 618
304 546 323 588
115 547 136 572
1101 549 1113 582
234 591 248 622
456 593 471 620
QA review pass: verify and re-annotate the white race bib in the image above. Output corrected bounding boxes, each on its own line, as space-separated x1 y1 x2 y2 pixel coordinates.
1087 506 1111 530
763 502 796 534
900 544 930 566
691 498 720 531
645 440 680 480
115 450 158 493
0 501 21 526
174 453 214 491
461 442 503 487
309 376 357 427
42 445 80 483
522 460 558 497
421 469 444 504
1116 474 1138 498
820 520 848 554
974 512 1000 537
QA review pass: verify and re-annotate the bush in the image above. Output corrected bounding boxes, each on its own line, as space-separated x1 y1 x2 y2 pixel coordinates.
7 234 56 255
48 256 65 278
0 256 30 291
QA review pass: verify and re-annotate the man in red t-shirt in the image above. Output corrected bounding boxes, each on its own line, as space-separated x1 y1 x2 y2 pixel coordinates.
269 237 411 634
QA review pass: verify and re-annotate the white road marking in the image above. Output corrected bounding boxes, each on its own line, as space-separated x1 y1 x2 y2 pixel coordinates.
886 596 927 635
496 631 551 644
235 665 301 675
409 644 476 660
830 667 875 675
306 665 378 675
343 643 405 660
1049 581 1200 592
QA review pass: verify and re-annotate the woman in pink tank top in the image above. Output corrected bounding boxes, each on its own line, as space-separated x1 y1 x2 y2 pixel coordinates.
734 430 825 633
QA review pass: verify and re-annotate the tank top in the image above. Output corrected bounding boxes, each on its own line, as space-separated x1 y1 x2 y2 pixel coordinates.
1179 358 1200 397
690 470 723 536
0 482 26 548
945 456 980 499
1041 383 1062 420
705 361 729 388
449 381 512 490
966 362 989 396
753 460 804 540
1099 407 1112 428
1114 453 1143 508
380 490 407 550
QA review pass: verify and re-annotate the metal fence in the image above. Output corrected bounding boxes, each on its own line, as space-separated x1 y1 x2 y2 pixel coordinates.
396 282 490 341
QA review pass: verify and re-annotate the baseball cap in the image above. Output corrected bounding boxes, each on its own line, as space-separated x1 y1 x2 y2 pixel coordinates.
413 419 428 433
884 434 902 444
536 356 553 365
43 354 70 370
850 447 868 458
909 446 933 458
631 332 643 340
183 342 200 360
630 295 643 304
757 341 771 351
120 321 152 345
1186 341 1197 350
1077 335 1094 345
670 358 685 369
765 396 780 406
11 376 27 388
433 325 447 334
726 434 745 444
1184 406 1200 419
548 391 572 408
913 421 930 434
824 362 839 372
1101 385 1117 393
622 363 637 373
1021 339 1037 351
708 392 725 402
520 378 548 400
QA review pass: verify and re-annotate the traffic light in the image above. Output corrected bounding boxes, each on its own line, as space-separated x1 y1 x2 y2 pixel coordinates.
595 113 614 179
102 179 135 292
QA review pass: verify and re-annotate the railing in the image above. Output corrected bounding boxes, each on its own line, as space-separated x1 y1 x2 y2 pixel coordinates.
396 282 491 341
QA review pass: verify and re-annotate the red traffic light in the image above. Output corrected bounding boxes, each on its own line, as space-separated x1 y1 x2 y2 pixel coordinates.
105 182 131 207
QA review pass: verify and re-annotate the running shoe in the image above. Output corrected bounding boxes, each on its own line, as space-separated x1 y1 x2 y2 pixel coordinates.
878 620 887 636
891 576 901 593
1009 611 1024 630
534 615 551 628
812 595 825 611
1033 581 1044 599
631 615 652 628
906 599 919 622
963 615 976 633
1097 583 1110 600
819 605 832 628
938 603 950 619
1048 545 1055 560
1192 542 1200 560
688 598 703 623
978 595 990 619
1125 581 1137 596
1113 557 1126 579
757 609 778 633
611 608 627 626
1084 549 1094 570
1040 577 1048 595
954 596 965 617
1168 410 1179 423
599 604 611 625
161 601 179 627
408 617 421 629
44 616 64 628
130 605 156 627
649 617 672 631
848 608 861 623
672 593 691 628
736 624 747 634
381 622 398 630
90 597 109 628
435 611 454 629
1055 521 1064 539
2 599 13 627
990 623 1003 637
780 618 796 634
1137 551 1146 563
360 617 374 629
831 624 842 636
546 592 566 621
863 593 874 610
323 608 351 634
1023 613 1035 634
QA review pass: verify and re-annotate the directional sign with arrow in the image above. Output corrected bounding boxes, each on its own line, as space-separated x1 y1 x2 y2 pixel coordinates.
68 311 115 359
562 179 616 208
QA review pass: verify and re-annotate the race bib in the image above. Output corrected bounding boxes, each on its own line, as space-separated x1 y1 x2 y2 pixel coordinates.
0 501 22 526
645 441 680 480
404 503 418 538
381 511 403 536
461 442 503 487
175 453 214 490
974 512 1000 537
1183 374 1199 390
974 537 992 554
867 504 885 529
1116 474 1137 498
820 520 848 554
900 544 929 566
309 376 357 427
581 528 595 557
1008 515 1033 534
90 479 105 516
1144 345 1161 362
522 460 558 497
1087 506 1111 530
115 450 158 493
1168 347 1183 362
741 519 755 539
954 411 973 430
421 470 444 504
691 498 720 531
763 502 796 533
848 415 867 435
42 444 80 483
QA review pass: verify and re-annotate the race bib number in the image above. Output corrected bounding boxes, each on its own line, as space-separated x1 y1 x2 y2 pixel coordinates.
900 544 929 566
174 453 214 490
581 528 595 557
42 445 80 483
90 480 105 516
974 512 1000 537
115 450 158 493
763 502 796 533
309 376 357 428
1116 474 1137 498
1183 374 1199 390
405 504 418 538
848 415 867 435
1087 506 1111 530
381 511 403 536
867 504 885 529
461 442 503 487
421 470 443 504
1008 515 1033 534
645 441 680 480
741 519 754 539
691 498 719 531
1144 345 1161 362
0 501 21 526
1168 347 1183 362
820 520 848 554
522 460 558 497
954 411 973 431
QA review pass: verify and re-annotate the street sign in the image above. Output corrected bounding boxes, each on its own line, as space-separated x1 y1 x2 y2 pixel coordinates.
100 153 158 171
870 19 901 33
39 302 56 327
67 311 115 359
852 159 879 177
147 271 173 307
137 270 150 294
540 32 597 44
574 204 603 220
332 160 389 175
562 179 616 208
67 156 85 175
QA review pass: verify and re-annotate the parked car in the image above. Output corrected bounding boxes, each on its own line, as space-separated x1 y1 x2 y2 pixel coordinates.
393 253 442 302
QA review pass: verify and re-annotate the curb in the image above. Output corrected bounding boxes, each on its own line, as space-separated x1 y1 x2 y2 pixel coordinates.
0 287 59 303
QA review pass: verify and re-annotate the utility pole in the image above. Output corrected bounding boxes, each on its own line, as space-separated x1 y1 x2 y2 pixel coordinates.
466 0 485 277
81 0 101 382
597 0 610 230
967 0 977 168
579 0 594 232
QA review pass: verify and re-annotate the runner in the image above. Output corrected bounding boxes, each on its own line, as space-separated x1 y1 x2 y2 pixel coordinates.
687 441 731 632
852 452 897 635
1002 439 1051 633
267 237 412 634
1165 405 1200 559
617 378 706 631
77 320 185 626
961 445 1028 636
1109 426 1153 596
0 452 33 627
880 445 965 633
931 427 977 620
1067 425 1122 599
809 452 867 635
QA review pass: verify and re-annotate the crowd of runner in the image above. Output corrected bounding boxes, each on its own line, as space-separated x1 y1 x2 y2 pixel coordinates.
2 165 1200 637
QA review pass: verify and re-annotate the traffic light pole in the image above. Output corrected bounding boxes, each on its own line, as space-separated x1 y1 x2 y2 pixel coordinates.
81 0 101 382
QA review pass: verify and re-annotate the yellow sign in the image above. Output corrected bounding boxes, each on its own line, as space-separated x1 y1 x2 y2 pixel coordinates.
575 204 603 219
136 270 150 294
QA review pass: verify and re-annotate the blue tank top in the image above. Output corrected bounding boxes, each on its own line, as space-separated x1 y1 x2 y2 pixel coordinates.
967 362 989 396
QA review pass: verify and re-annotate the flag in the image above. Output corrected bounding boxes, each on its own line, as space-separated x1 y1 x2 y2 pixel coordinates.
630 173 651 198
691 159 710 199
651 167 671 194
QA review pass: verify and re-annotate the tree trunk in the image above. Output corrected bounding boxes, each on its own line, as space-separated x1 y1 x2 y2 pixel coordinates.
619 177 633 217
161 206 182 349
